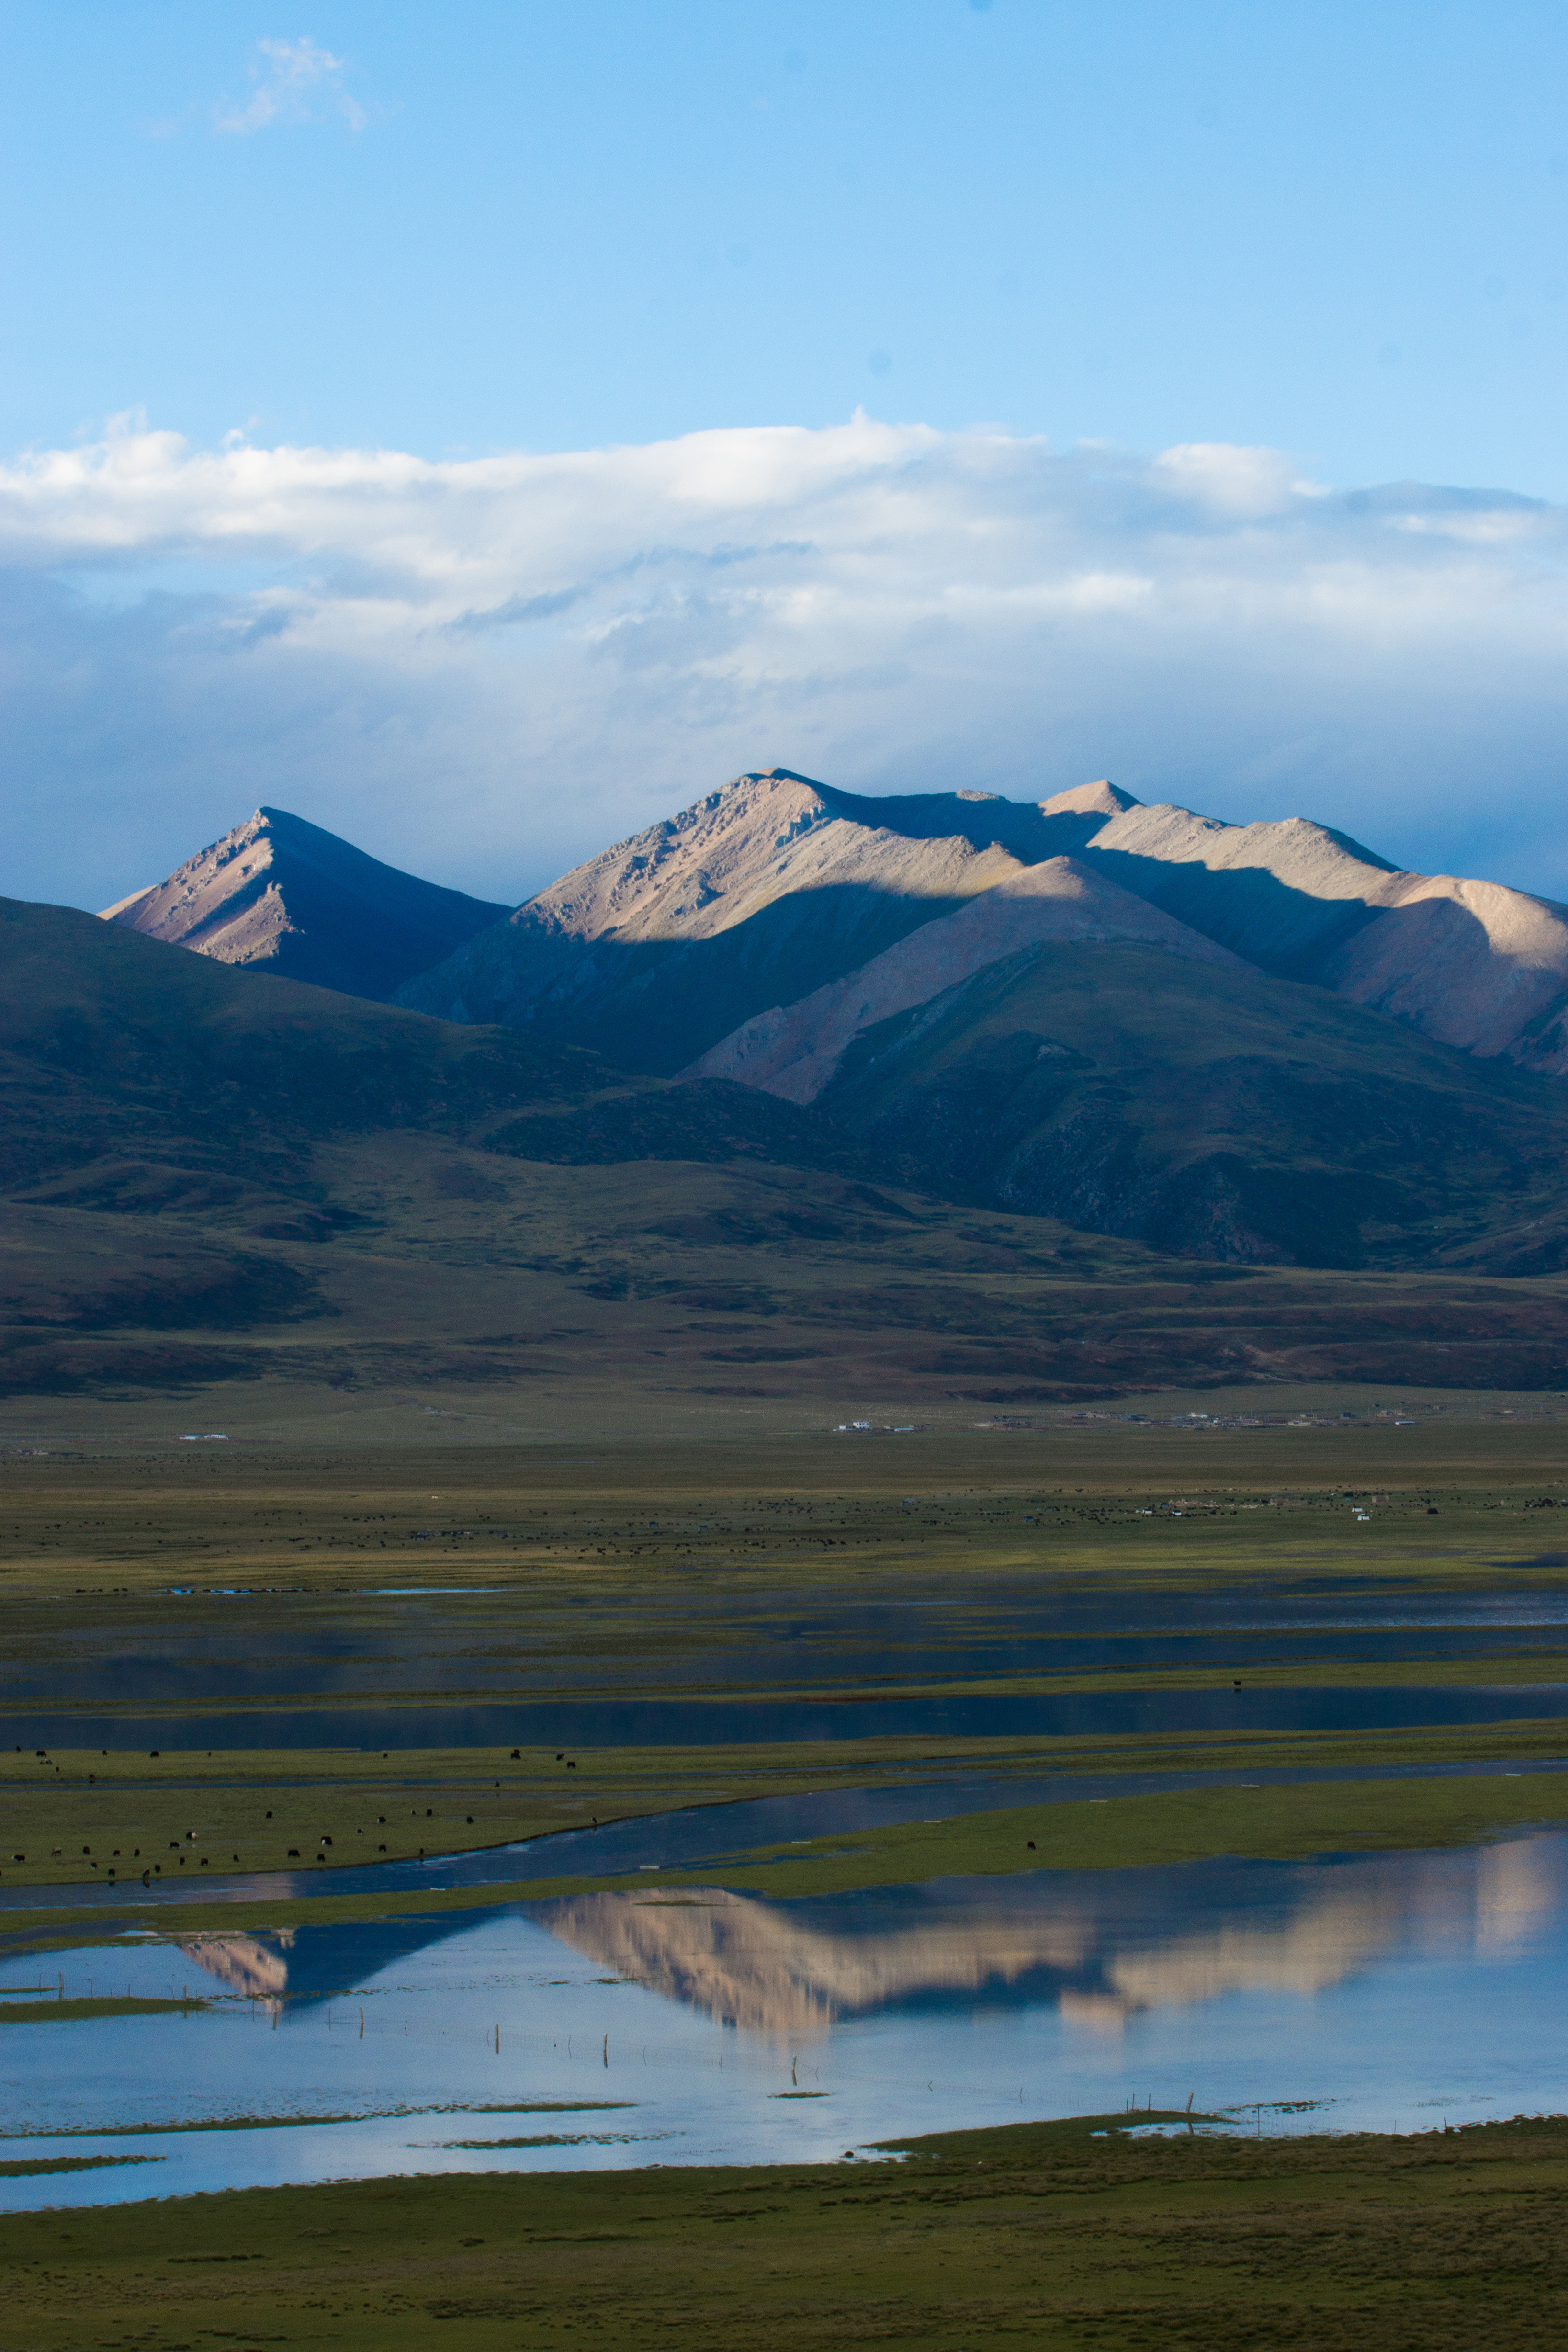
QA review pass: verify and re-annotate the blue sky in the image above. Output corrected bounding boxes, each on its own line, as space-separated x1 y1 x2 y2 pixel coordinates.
2 2 1567 907
7 0 1567 485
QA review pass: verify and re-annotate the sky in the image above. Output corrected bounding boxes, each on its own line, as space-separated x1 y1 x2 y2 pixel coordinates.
2 0 1567 910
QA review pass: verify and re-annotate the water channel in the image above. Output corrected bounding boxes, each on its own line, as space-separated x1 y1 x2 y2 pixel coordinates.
10 1684 1568 1751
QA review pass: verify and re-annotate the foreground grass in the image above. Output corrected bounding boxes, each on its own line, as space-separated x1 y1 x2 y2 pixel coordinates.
5 2110 1568 2350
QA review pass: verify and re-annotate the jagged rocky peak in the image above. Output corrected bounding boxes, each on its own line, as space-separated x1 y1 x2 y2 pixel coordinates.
101 805 511 1003
392 766 1152 1038
532 769 835 940
510 768 1150 947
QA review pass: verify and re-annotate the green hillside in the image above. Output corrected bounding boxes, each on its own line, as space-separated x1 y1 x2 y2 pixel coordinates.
0 894 600 1190
819 941 1568 1268
0 895 886 1200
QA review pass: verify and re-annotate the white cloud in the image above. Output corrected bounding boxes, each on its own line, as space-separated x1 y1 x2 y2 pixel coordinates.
214 37 365 135
1151 442 1315 516
2 415 1568 914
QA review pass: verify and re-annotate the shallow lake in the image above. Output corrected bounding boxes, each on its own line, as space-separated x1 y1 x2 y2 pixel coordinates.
7 1682 1568 1750
8 1578 1568 1719
4 1825 1567 2209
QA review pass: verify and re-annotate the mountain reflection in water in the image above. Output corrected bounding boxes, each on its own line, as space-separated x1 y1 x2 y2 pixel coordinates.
176 1910 485 2009
541 1838 1568 2039
178 1836 1568 2043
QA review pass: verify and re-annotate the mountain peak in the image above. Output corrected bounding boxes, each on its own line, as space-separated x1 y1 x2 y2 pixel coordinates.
1039 779 1142 819
101 806 511 1003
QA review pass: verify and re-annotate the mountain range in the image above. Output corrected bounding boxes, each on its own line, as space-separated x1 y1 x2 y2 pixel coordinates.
7 884 1567 1407
391 770 1568 1267
397 769 1568 1078
0 766 1563 1407
95 773 1568 1271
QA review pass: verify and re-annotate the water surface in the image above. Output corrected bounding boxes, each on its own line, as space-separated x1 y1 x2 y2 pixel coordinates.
7 1682 1568 1751
9 1579 1568 1716
3 1828 1565 2208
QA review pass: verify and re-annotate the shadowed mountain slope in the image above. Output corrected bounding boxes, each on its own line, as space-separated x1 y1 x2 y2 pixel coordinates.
683 860 1244 1103
807 941 1568 1269
102 806 511 1002
0 895 879 1207
4 894 596 1190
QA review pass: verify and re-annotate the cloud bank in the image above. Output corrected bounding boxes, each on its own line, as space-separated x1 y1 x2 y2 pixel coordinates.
2 415 1567 914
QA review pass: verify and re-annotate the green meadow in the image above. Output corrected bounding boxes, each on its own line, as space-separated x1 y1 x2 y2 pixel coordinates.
4 2109 1566 2350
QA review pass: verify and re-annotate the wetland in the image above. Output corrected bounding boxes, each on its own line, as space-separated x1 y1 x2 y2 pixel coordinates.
2 1403 1567 2341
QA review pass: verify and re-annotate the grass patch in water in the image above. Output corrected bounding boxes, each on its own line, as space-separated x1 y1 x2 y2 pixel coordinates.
0 2102 638 2142
8 1723 1568 1952
0 1995 209 2024
834 1648 1568 1694
0 2152 159 2178
693 1765 1568 1893
6 1703 1568 1897
435 2133 659 2150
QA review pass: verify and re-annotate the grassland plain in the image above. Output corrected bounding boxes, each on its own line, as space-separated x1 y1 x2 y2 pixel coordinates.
4 1415 1568 1730
0 1716 1567 1924
6 1746 1568 1956
4 2111 1568 2350
1 1417 1565 1646
7 1406 1568 1602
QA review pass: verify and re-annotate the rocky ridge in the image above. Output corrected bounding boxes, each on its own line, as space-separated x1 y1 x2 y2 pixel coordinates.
398 768 1568 1085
